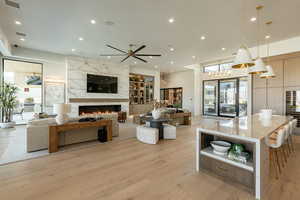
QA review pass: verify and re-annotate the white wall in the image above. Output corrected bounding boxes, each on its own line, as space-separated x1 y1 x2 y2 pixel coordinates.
162 70 195 115
129 66 160 101
0 25 11 56
193 68 201 116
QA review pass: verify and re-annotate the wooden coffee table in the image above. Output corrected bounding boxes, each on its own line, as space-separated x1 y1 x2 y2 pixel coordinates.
49 119 112 153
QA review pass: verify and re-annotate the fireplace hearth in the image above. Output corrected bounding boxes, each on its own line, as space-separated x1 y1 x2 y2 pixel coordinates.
79 105 121 116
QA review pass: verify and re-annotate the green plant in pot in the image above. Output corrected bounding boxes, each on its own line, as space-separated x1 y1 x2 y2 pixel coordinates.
0 83 18 128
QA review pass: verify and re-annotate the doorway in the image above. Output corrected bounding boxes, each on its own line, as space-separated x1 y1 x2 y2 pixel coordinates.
2 58 43 124
203 77 248 117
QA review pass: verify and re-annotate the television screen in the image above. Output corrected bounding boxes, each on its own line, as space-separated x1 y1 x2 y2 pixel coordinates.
87 74 118 93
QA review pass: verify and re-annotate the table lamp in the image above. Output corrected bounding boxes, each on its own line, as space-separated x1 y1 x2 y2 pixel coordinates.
53 103 70 124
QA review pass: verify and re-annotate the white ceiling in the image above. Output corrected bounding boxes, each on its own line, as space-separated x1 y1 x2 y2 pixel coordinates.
1 0 300 72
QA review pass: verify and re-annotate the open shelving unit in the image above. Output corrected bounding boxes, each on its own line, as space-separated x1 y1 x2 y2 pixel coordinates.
200 147 254 172
160 87 183 108
129 73 154 105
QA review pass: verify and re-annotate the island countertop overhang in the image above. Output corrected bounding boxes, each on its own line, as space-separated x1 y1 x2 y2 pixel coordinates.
196 114 291 142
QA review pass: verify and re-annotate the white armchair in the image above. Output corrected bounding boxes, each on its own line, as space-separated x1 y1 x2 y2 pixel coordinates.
136 125 159 144
163 124 176 139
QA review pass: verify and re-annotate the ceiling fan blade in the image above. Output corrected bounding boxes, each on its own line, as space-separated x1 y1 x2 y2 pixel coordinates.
100 54 126 56
133 56 147 63
132 45 146 54
135 54 162 57
106 45 127 53
121 55 131 62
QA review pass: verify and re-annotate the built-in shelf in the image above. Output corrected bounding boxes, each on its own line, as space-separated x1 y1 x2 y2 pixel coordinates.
200 147 254 172
129 73 154 105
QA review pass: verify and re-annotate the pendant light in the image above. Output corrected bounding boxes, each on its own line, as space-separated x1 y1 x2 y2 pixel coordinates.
248 5 267 74
232 45 254 69
232 1 254 69
261 21 276 78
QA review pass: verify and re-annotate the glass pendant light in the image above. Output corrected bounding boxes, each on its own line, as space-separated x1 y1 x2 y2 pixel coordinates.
248 5 267 74
261 21 276 78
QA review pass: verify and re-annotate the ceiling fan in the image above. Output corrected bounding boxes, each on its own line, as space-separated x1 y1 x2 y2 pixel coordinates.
100 44 161 63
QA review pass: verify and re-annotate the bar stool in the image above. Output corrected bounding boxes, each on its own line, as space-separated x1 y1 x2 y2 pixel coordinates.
283 124 291 159
265 128 285 179
290 119 297 152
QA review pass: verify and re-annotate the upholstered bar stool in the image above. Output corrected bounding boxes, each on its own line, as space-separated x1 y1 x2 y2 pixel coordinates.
290 119 297 152
265 129 286 179
283 124 292 157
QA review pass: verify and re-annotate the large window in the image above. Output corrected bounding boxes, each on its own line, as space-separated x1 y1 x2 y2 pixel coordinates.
203 65 219 73
203 77 248 117
2 59 43 124
203 62 233 73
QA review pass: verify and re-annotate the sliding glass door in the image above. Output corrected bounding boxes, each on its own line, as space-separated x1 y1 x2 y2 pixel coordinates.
203 81 218 116
203 77 247 117
219 79 237 117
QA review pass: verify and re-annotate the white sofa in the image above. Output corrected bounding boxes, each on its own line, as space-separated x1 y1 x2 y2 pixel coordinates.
26 113 119 152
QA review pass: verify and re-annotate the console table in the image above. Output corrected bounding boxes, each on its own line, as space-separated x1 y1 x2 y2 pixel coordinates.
49 119 112 153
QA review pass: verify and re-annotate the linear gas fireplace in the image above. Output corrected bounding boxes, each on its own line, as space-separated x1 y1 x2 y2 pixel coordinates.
79 105 121 116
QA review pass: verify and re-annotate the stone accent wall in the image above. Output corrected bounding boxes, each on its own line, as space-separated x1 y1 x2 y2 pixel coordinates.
66 56 130 116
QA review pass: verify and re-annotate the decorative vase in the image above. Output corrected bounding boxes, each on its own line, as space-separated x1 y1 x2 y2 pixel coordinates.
260 109 272 120
0 121 16 129
152 109 161 120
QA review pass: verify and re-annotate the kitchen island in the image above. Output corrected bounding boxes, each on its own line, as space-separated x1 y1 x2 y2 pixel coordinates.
196 114 291 200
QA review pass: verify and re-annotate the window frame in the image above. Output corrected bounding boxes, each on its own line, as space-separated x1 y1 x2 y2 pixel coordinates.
203 62 233 73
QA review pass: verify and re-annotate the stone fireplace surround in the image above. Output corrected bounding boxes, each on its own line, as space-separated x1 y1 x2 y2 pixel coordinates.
66 56 130 118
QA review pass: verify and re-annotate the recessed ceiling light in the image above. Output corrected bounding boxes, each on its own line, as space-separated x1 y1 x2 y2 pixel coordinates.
20 38 25 41
265 35 271 39
170 47 175 52
134 61 137 64
71 49 76 52
154 65 158 69
90 19 96 24
15 20 21 25
170 61 174 65
192 56 196 59
78 37 84 41
222 47 226 51
250 17 257 22
168 18 175 23
201 36 206 40
107 56 111 59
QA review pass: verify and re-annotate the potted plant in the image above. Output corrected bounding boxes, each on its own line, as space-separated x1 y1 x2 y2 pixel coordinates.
0 83 18 128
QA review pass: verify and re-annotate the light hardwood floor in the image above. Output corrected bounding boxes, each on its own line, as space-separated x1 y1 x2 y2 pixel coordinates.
0 125 300 200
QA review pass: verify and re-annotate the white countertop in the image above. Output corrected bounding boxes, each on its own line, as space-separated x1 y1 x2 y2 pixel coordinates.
196 114 291 142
